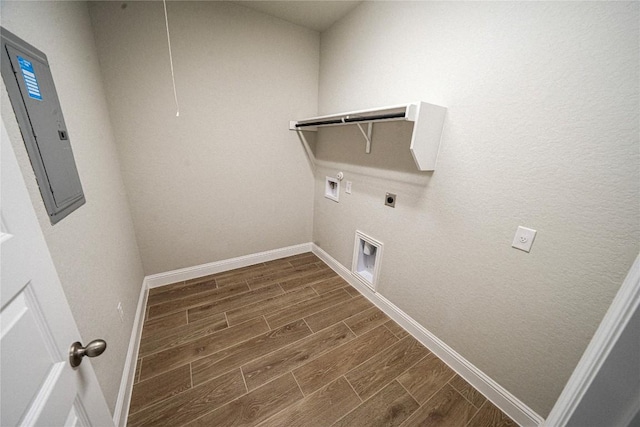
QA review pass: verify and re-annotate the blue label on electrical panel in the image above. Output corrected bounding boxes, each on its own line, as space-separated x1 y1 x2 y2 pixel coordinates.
17 56 42 101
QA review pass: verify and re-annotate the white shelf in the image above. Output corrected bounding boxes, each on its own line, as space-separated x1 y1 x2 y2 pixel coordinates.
289 101 447 171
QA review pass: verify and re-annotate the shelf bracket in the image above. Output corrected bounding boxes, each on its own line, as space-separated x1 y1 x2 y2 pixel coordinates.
295 129 316 171
356 122 373 154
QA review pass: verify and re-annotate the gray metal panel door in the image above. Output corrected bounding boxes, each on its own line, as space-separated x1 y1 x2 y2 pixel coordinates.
1 28 85 223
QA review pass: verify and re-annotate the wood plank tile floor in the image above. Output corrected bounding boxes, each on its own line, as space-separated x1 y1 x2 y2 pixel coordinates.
128 252 517 427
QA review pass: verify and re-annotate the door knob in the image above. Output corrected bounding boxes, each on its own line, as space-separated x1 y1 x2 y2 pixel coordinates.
69 339 107 368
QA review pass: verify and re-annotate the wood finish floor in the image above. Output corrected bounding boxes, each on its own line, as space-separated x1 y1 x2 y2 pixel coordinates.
128 253 517 427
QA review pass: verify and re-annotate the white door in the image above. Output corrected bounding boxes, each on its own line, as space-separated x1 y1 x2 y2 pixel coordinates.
1 120 113 426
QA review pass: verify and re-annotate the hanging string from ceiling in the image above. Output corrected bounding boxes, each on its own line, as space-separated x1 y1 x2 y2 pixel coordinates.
163 0 180 117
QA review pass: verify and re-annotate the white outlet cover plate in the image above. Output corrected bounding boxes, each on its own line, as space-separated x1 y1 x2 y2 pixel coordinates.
512 226 537 252
345 181 352 194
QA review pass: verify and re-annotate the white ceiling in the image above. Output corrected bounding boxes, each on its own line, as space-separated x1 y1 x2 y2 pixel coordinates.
229 1 362 32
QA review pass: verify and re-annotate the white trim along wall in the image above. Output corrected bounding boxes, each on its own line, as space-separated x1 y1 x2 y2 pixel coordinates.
116 243 551 426
311 244 544 427
544 254 640 426
113 280 148 427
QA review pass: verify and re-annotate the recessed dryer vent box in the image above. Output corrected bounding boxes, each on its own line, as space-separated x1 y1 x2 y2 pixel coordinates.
325 176 339 202
352 231 383 291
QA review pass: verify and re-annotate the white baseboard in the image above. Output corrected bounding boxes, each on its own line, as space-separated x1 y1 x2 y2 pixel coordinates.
113 278 148 427
145 243 313 289
311 243 544 427
114 241 543 427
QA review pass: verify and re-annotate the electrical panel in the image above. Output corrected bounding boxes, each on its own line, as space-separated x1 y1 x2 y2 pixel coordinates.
1 27 85 224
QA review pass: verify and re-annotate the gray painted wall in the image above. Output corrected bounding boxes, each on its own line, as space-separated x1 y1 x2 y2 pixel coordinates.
1 1 145 413
313 1 639 417
89 1 319 275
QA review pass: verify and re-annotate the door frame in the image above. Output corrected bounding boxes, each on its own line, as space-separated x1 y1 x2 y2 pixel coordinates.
545 254 640 426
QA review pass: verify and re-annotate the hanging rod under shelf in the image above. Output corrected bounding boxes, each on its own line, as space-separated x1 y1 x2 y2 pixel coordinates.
290 103 413 131
295 111 407 128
